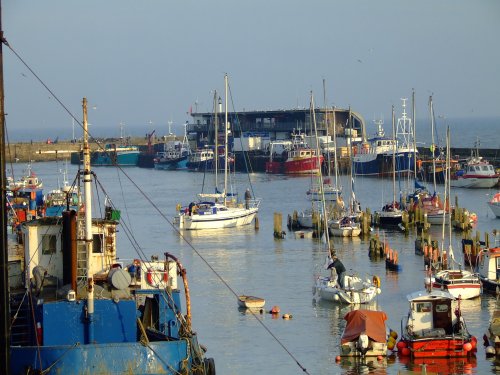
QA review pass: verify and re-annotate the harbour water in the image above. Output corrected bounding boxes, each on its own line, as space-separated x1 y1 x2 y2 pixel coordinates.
7 160 500 375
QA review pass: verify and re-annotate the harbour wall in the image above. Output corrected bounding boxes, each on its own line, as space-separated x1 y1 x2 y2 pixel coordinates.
5 140 500 168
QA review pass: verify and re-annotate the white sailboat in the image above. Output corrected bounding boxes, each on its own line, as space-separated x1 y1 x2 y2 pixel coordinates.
177 74 260 230
328 112 362 238
374 106 403 227
424 127 481 299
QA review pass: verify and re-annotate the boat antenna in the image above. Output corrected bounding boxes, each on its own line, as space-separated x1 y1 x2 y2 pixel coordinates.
0 1 12 370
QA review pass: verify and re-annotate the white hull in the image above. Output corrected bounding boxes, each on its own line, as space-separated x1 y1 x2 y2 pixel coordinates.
488 202 500 218
314 276 379 304
237 295 265 309
178 207 258 230
340 341 387 357
425 271 481 300
426 212 450 225
329 227 361 237
451 177 498 189
329 219 361 237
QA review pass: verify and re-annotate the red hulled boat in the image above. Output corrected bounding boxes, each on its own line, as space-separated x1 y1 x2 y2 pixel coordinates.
398 290 477 358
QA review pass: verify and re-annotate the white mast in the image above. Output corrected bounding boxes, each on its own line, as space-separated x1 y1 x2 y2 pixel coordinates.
82 97 94 342
223 74 229 204
429 96 437 192
392 105 396 205
213 91 219 192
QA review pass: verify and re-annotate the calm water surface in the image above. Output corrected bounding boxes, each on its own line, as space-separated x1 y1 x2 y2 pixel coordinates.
8 161 500 375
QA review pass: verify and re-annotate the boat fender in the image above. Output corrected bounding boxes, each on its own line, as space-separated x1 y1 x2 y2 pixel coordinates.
372 275 381 288
176 203 181 212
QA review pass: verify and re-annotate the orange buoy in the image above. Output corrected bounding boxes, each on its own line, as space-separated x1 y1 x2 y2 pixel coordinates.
335 355 341 362
377 355 383 361
401 347 410 356
270 305 280 314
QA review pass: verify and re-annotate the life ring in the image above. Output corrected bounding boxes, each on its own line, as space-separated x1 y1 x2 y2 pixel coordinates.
373 275 381 288
146 267 169 287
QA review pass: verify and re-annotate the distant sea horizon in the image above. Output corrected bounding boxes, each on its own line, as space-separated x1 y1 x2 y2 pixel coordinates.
5 116 500 149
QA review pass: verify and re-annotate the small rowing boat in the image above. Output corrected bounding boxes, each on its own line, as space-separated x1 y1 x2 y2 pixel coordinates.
238 295 265 309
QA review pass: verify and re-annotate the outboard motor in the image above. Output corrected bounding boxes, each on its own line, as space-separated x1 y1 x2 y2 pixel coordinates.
356 334 370 356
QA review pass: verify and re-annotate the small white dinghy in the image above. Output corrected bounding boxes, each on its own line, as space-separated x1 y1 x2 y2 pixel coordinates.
238 295 266 309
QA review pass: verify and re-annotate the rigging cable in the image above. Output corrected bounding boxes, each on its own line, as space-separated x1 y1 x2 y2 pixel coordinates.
5 39 310 375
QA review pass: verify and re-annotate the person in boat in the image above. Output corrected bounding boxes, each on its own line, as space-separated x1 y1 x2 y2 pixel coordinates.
327 256 346 288
188 202 195 216
245 188 251 209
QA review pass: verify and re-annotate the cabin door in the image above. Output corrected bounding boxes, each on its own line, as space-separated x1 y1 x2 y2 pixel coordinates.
432 300 452 334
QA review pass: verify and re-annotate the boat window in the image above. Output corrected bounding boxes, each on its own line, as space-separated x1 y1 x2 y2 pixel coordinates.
481 166 488 171
415 302 432 312
42 234 57 254
92 233 104 253
435 304 448 313
496 257 500 269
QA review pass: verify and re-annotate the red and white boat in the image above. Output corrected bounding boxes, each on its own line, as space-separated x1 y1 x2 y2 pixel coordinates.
398 290 477 358
425 269 481 300
451 155 499 189
284 132 323 174
266 132 323 174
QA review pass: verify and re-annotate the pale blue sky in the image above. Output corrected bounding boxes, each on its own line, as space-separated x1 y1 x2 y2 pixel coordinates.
3 0 500 140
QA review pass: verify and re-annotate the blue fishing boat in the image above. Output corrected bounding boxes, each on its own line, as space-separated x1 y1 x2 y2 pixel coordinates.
352 99 417 176
5 99 215 374
90 143 140 166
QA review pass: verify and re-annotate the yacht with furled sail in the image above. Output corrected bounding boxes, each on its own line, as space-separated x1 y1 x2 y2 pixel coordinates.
176 74 260 230
424 128 480 300
374 106 403 227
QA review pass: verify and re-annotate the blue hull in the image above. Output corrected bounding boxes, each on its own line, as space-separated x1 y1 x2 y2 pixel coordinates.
353 152 415 176
155 156 188 170
91 151 139 166
186 158 233 172
11 339 207 374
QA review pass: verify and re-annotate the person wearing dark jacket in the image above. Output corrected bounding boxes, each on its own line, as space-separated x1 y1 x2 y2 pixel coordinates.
327 256 346 288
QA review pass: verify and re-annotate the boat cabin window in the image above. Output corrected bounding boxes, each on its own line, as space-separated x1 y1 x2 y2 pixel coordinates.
415 302 432 313
92 233 104 253
42 234 57 254
435 304 448 313
496 257 500 270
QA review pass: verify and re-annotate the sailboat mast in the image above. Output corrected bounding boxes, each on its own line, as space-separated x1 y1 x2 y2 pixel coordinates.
0 2 12 369
323 79 331 178
213 91 219 191
429 95 437 192
392 105 396 205
333 107 339 200
223 74 229 204
311 92 331 253
412 89 417 178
